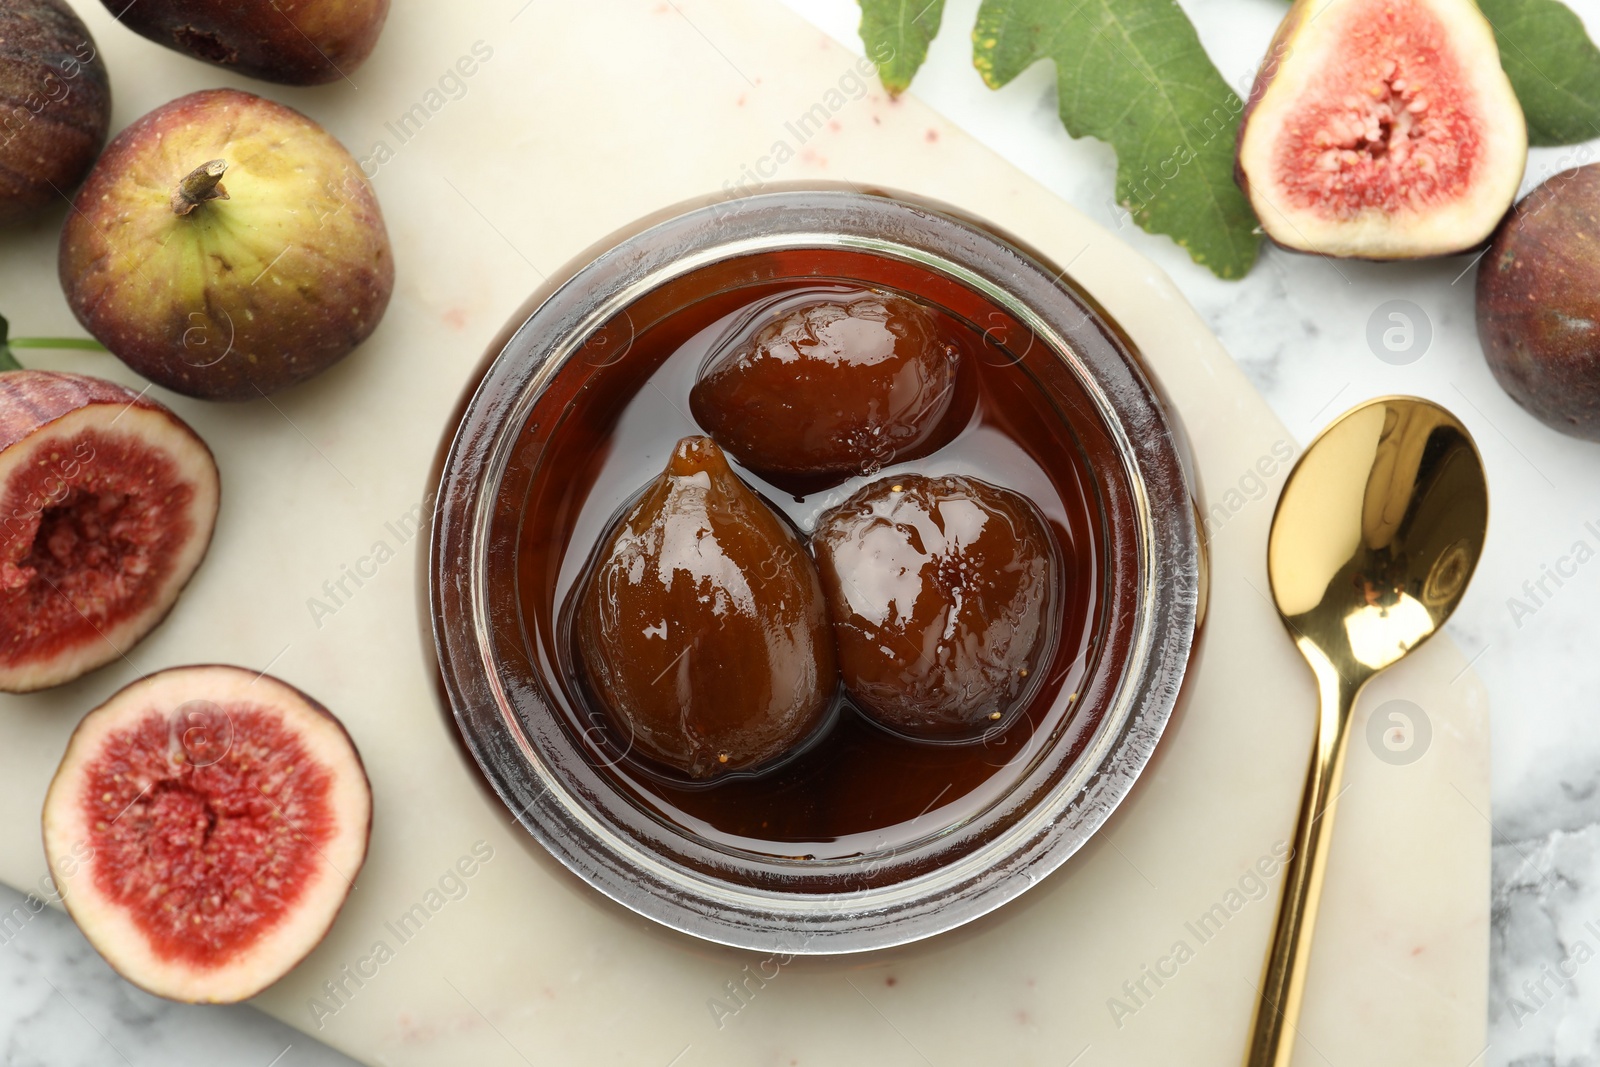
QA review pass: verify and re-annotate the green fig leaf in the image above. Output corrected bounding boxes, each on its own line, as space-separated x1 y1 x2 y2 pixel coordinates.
858 0 947 95
0 315 19 372
973 0 1261 280
1478 0 1600 147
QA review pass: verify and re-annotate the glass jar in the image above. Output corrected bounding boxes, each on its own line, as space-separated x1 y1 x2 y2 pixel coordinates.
427 186 1206 953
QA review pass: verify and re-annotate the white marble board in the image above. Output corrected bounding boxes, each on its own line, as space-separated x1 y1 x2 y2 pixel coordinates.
0 1 1490 1063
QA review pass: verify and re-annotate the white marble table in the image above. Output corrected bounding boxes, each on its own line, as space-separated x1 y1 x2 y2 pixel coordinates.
2 0 1597 1064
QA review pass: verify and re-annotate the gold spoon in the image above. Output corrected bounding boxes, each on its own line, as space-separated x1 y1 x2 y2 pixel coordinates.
1244 396 1488 1067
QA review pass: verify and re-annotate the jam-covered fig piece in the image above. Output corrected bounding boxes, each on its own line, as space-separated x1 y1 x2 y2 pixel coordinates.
688 290 964 491
812 474 1057 739
575 436 836 779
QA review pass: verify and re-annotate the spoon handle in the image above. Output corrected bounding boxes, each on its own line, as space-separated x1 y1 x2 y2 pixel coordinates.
1244 640 1363 1067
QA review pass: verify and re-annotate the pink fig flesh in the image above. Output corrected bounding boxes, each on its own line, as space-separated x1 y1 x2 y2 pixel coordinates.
0 371 219 692
1236 0 1526 259
42 665 372 1004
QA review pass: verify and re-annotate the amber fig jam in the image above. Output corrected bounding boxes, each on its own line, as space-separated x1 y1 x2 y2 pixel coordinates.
811 473 1059 740
516 262 1107 863
572 435 836 780
688 291 965 493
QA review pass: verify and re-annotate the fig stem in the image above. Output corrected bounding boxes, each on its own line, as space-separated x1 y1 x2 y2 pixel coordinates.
172 160 230 216
9 337 107 351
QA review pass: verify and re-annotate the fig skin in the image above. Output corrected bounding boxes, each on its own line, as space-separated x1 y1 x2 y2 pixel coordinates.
101 0 390 86
1477 165 1600 441
689 291 965 493
0 371 220 693
59 88 394 401
41 665 372 1004
575 436 836 780
1235 0 1526 260
811 475 1058 740
0 0 111 226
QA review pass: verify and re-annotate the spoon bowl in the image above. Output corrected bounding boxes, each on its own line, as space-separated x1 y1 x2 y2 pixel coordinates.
1245 396 1488 1066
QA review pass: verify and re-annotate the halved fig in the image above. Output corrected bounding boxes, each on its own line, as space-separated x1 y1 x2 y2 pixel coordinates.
0 372 220 692
1236 0 1526 259
42 665 372 1003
